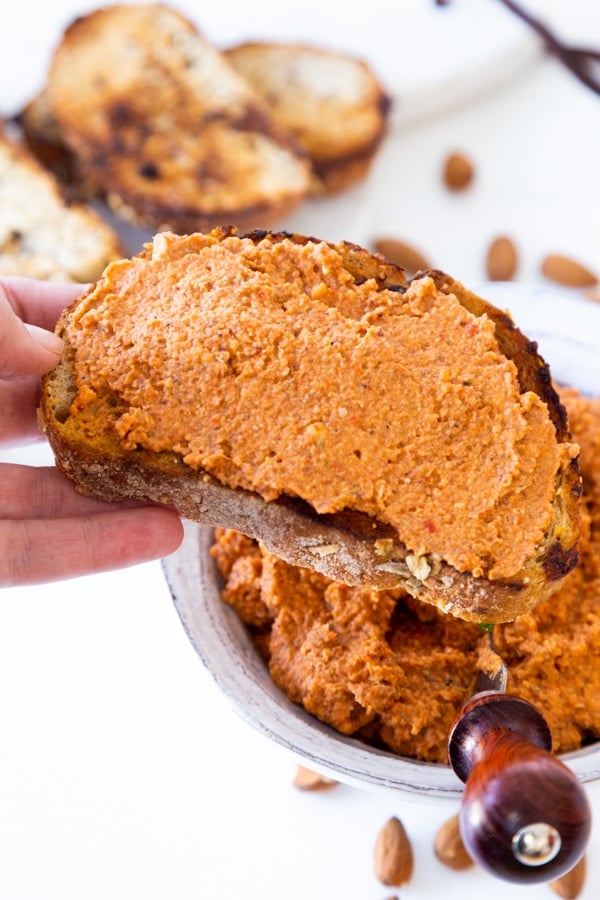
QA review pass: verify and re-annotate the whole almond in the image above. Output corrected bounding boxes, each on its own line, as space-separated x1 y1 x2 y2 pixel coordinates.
486 236 518 281
374 238 430 274
541 254 598 288
373 816 414 887
443 152 474 191
433 814 474 870
549 855 586 899
292 765 337 791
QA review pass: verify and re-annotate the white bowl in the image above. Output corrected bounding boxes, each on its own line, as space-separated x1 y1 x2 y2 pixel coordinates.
162 283 600 800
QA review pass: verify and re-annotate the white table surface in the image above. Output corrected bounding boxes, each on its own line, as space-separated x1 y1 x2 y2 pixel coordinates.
2 2 600 898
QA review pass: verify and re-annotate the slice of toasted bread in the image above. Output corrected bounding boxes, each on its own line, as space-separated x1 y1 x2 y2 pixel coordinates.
45 5 311 233
0 123 123 281
225 42 391 195
39 228 581 623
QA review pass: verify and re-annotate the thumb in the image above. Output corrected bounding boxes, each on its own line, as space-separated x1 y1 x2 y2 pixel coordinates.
0 293 64 380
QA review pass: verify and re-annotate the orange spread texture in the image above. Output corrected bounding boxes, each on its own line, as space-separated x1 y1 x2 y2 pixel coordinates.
67 231 567 580
211 388 600 763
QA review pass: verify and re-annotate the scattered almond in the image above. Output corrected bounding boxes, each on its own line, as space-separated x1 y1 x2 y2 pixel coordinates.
292 764 338 791
541 254 598 288
433 813 474 870
373 238 430 274
443 152 474 191
549 854 586 899
373 816 414 887
486 235 518 281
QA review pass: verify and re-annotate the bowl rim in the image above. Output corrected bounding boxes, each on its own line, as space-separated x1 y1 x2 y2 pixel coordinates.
163 521 600 799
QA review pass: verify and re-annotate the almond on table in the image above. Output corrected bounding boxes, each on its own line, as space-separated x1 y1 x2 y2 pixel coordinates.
373 816 414 887
373 237 430 274
541 254 598 288
434 813 474 870
442 151 475 191
292 765 337 791
549 854 587 899
486 235 518 281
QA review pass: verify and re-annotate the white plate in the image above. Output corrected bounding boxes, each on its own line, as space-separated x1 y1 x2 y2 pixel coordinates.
163 282 600 802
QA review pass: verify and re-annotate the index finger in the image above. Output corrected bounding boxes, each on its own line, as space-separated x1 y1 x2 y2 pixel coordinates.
0 276 89 331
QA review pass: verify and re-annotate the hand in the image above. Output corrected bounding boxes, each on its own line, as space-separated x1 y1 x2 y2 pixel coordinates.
1 277 183 587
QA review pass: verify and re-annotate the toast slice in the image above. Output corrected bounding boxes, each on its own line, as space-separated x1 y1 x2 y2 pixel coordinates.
224 42 391 195
45 4 311 233
0 123 123 281
39 228 581 623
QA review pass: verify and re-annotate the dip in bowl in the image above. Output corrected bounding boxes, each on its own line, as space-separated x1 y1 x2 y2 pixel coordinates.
163 284 600 799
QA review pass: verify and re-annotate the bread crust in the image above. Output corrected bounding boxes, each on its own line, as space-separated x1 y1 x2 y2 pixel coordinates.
39 229 582 623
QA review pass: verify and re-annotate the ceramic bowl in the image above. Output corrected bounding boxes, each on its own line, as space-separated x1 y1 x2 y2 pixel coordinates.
162 283 600 800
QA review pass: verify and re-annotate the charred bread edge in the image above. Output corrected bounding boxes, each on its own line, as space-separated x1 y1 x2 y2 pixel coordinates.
39 230 582 623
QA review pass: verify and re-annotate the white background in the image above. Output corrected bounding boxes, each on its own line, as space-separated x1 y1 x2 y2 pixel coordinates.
1 2 600 898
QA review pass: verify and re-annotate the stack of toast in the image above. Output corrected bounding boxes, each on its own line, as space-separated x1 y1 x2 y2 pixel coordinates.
16 3 390 237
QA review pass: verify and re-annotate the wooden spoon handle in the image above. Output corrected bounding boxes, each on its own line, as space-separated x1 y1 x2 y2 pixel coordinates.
448 692 592 883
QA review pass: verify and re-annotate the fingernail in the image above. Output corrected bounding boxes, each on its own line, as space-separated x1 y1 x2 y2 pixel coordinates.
26 323 64 356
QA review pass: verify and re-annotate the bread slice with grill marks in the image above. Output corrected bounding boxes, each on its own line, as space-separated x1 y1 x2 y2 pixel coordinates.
45 4 311 233
225 41 391 195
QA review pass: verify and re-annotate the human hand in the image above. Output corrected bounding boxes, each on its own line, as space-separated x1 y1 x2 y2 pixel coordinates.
1 277 183 587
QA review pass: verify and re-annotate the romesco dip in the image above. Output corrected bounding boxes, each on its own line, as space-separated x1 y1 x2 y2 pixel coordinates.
64 230 577 586
211 388 600 763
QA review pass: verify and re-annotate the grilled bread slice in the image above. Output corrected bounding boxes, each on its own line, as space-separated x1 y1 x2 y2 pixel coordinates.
45 4 311 233
39 228 581 623
0 124 123 281
225 42 391 195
